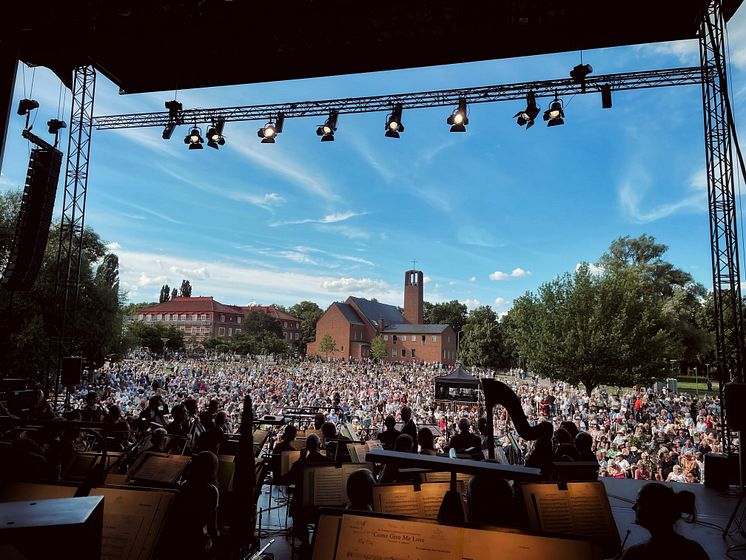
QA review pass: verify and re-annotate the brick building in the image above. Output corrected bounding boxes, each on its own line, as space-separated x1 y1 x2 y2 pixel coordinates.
134 296 244 343
241 305 301 344
307 270 457 364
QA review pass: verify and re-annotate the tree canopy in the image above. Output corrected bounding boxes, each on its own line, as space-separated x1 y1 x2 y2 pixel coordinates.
460 305 511 369
423 300 468 333
289 300 324 352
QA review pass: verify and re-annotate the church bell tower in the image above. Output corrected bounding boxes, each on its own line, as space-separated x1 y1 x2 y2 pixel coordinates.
403 269 424 324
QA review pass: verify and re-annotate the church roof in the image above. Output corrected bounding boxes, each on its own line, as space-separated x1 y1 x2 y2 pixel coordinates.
139 297 241 315
384 324 450 334
348 296 404 327
332 302 365 325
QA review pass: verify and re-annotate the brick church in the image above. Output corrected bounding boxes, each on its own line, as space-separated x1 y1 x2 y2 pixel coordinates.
306 270 457 364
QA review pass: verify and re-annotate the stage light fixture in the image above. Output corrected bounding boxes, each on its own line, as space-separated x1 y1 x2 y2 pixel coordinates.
543 96 565 127
165 100 183 122
162 122 176 140
47 119 66 147
514 92 540 129
17 98 39 116
446 98 469 132
601 84 613 109
316 110 338 142
207 118 226 149
570 63 593 83
385 103 404 138
258 113 285 144
184 126 204 149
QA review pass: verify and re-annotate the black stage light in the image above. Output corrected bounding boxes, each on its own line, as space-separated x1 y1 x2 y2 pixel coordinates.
184 127 204 149
543 96 565 127
258 113 285 144
601 84 613 109
165 100 183 122
316 110 338 142
17 98 39 116
570 63 593 83
47 119 66 135
446 98 469 132
207 118 226 149
514 92 540 129
385 103 404 138
162 122 176 140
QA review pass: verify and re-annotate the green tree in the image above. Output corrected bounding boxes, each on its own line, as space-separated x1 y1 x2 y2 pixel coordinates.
504 264 678 395
423 300 468 333
180 279 192 298
460 306 511 369
171 287 178 300
289 300 324 351
370 335 388 361
159 284 170 303
127 321 184 353
228 310 289 356
319 334 338 357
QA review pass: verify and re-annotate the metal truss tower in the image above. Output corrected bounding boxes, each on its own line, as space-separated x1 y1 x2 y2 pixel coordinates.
699 0 744 450
50 65 96 399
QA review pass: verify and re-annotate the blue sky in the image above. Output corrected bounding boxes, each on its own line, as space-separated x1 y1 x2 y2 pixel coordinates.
3 10 746 315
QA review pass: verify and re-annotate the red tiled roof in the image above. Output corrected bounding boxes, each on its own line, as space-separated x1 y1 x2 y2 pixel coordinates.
242 305 300 322
140 297 242 314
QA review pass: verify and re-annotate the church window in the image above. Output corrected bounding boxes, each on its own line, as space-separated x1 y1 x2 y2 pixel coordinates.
411 335 416 341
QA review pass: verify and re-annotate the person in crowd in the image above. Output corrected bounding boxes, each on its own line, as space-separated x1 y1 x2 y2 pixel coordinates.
448 418 481 456
313 413 326 431
378 434 419 483
139 394 168 429
377 415 401 450
620 483 708 559
80 392 105 422
418 427 437 456
102 405 130 450
321 422 351 463
666 464 686 483
633 461 652 480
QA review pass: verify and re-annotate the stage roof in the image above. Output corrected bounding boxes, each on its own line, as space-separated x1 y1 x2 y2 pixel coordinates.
4 1 744 94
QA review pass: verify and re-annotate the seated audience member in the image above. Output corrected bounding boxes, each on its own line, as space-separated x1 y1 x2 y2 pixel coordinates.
80 392 105 422
378 434 420 483
377 415 401 450
448 418 481 455
467 474 516 527
346 468 376 511
634 461 652 480
139 395 168 429
666 464 686 483
620 483 708 559
164 451 220 560
418 427 437 456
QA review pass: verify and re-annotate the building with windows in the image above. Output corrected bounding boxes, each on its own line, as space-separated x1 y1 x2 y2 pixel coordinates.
306 270 457 364
134 296 244 343
240 305 302 344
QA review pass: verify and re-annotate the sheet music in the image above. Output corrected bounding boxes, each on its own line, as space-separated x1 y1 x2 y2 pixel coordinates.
365 440 383 451
312 466 345 506
373 485 422 517
281 450 301 476
335 514 461 560
129 453 190 484
347 444 368 463
312 515 342 560
460 527 593 560
419 482 456 519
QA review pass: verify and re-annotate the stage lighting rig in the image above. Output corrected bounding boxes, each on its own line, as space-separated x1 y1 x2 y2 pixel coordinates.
316 110 338 141
514 92 540 129
163 100 183 140
543 96 565 127
207 118 226 149
17 98 40 130
47 119 67 147
447 98 468 132
184 126 204 149
385 104 404 138
258 113 285 143
570 63 593 92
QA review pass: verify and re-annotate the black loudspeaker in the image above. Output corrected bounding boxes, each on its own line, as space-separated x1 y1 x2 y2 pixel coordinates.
61 356 83 387
725 383 746 431
704 452 738 490
601 85 613 109
0 145 62 291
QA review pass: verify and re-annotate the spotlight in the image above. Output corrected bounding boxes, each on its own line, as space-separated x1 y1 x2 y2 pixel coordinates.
206 118 226 149
514 92 540 130
184 126 204 149
17 98 39 116
257 113 285 144
601 84 612 109
316 110 338 142
47 119 66 135
446 98 469 132
570 63 593 83
543 96 565 127
165 100 183 123
385 103 404 138
162 122 176 140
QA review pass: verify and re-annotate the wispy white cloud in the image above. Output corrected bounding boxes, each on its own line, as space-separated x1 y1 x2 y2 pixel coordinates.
494 297 508 308
489 268 531 281
464 298 481 310
293 245 374 266
272 211 366 227
618 166 706 223
469 276 477 283
322 277 392 294
103 195 184 224
106 242 122 251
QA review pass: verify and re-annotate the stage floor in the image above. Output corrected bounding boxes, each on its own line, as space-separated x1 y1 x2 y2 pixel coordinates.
257 479 746 560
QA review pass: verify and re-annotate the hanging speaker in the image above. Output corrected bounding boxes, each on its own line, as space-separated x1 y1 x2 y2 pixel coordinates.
61 357 83 387
0 145 62 291
725 383 746 431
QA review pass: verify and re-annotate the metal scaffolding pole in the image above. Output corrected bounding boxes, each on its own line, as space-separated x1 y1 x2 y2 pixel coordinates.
50 65 96 400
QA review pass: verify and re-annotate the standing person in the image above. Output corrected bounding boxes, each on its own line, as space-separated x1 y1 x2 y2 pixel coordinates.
400 406 417 451
377 415 401 450
620 483 708 559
